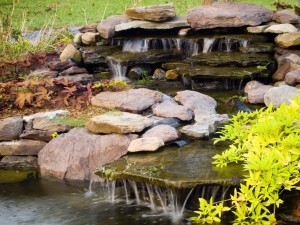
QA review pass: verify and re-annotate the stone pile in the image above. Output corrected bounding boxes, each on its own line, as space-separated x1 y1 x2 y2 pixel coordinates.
0 88 228 181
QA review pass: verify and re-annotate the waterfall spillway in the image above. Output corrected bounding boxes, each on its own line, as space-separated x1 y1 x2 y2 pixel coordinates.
202 38 216 54
106 56 128 80
123 39 149 52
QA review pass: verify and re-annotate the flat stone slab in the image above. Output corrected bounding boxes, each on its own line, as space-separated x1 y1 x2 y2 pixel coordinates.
0 156 37 169
264 24 298 34
115 16 189 32
187 2 273 29
96 140 244 188
91 88 163 113
125 3 175 22
162 62 271 80
0 140 47 156
86 112 154 134
23 110 69 123
186 52 274 67
81 45 120 64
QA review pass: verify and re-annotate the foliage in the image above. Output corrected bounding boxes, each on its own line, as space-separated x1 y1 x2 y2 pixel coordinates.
0 78 127 111
193 98 300 224
51 132 59 138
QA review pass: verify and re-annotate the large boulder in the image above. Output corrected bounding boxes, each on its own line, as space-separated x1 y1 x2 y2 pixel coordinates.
0 139 47 156
187 2 273 29
127 137 164 152
125 3 175 22
38 128 135 180
142 124 178 142
97 15 130 39
91 88 163 113
115 15 188 32
273 10 300 24
0 117 23 141
264 85 300 108
275 32 300 48
152 102 193 121
86 112 154 134
174 90 217 114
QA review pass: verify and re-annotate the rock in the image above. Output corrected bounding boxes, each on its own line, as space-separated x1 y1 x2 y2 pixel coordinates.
78 24 98 33
142 124 178 142
0 156 37 169
152 117 180 128
128 137 164 152
38 128 135 180
187 2 273 29
125 3 175 22
152 102 193 121
274 10 300 24
178 27 193 36
0 139 47 156
275 32 300 48
239 43 274 54
165 70 178 80
244 80 264 94
86 112 154 134
0 117 23 141
115 16 188 32
56 74 94 84
73 33 83 45
27 69 58 79
127 65 152 79
247 24 271 33
20 129 53 142
23 110 69 123
264 85 300 108
32 117 72 133
48 61 76 72
81 32 99 45
152 68 166 80
275 47 300 58
174 90 217 114
285 69 300 86
272 62 292 81
91 88 163 113
97 15 130 39
247 85 273 104
81 45 120 65
59 66 88 76
274 81 287 87
194 112 229 129
59 44 81 63
181 123 211 139
264 24 298 34
276 53 300 66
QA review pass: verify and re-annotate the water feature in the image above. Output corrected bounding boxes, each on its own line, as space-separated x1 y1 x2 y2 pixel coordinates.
202 38 216 53
106 56 128 80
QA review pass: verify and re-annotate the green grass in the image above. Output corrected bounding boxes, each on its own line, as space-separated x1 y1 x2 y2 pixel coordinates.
1 0 298 32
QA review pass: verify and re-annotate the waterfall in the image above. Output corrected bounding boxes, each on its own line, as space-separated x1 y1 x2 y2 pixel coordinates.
202 38 216 53
122 39 149 52
218 37 233 52
106 56 128 80
239 39 250 48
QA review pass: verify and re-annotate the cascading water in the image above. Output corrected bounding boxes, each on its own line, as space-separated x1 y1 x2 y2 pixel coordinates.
239 39 250 48
202 38 216 53
106 56 128 80
123 39 149 52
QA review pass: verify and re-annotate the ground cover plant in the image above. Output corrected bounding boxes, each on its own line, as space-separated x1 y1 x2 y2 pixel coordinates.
192 98 300 224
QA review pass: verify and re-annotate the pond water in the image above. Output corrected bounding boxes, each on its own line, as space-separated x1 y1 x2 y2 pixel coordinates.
0 179 204 225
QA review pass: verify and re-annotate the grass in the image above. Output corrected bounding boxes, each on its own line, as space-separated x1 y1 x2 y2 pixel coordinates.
1 0 298 32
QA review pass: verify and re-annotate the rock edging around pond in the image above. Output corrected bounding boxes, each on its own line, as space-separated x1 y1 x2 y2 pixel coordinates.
0 88 228 181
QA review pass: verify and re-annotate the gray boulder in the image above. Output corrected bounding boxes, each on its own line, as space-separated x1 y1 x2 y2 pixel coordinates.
264 85 300 108
152 102 193 121
142 124 178 142
174 90 217 114
187 2 273 29
128 137 164 152
0 117 23 141
38 128 135 180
